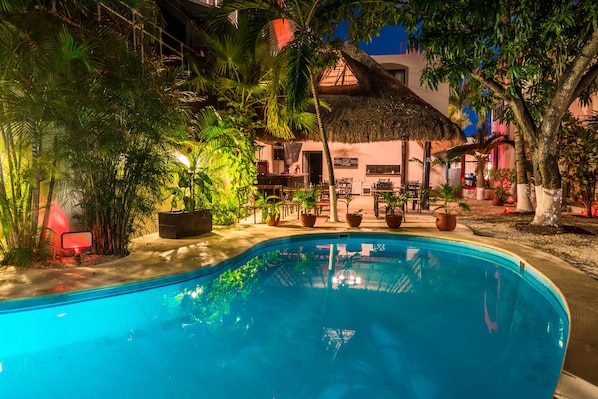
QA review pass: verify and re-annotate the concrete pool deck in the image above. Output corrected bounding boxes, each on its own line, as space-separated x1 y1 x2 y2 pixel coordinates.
0 197 597 398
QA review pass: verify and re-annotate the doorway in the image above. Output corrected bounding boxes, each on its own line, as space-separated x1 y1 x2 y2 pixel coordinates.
305 151 323 186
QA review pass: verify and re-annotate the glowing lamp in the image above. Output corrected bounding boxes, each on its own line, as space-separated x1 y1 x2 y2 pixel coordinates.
503 206 511 214
332 269 362 287
61 232 93 264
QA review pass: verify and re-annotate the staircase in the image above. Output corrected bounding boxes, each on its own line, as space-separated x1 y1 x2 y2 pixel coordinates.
97 1 208 71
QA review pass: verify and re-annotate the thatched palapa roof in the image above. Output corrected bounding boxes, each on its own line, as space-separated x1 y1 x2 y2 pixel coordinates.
299 42 465 147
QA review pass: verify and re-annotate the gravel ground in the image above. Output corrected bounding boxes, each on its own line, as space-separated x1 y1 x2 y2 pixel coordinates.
459 200 598 280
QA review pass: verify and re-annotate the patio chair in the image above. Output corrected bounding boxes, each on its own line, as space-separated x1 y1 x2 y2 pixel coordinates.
404 181 421 215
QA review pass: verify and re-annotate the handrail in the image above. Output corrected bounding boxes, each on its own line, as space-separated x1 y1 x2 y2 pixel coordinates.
98 1 204 66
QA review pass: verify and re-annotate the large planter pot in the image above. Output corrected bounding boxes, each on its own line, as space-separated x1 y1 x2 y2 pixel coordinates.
385 213 403 229
491 196 504 206
436 213 457 231
300 213 317 228
158 209 212 239
346 214 363 227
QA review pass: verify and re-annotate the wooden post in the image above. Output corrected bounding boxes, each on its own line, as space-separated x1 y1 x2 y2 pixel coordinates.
422 141 431 210
401 140 407 187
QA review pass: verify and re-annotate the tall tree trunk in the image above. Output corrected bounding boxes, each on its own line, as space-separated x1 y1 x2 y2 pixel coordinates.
531 144 562 226
310 73 338 222
514 130 534 212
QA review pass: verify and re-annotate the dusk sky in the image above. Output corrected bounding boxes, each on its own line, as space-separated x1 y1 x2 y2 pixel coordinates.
339 25 479 136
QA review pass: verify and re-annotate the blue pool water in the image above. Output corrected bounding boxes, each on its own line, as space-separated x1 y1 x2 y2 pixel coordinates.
0 234 568 399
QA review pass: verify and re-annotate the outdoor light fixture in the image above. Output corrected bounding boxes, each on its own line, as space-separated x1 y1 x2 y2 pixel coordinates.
503 206 511 214
332 268 362 287
61 231 93 265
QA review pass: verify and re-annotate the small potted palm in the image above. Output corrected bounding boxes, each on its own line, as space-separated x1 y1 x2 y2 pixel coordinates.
293 186 321 227
254 192 283 226
382 192 409 228
341 194 363 227
429 182 471 231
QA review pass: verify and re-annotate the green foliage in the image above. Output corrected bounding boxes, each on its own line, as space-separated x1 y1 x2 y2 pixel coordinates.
164 141 213 213
429 182 471 215
0 2 100 263
293 186 321 215
382 192 409 216
0 0 163 263
68 46 189 256
174 251 280 334
450 125 514 187
488 168 514 201
254 191 283 223
558 113 598 217
401 0 598 218
448 80 493 129
190 106 261 225
340 194 362 216
211 0 402 223
210 202 238 226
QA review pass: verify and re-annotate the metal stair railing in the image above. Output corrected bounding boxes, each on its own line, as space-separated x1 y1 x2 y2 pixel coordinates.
97 1 204 70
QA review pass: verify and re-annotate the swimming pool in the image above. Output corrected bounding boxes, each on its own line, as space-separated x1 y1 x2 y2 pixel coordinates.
0 233 568 399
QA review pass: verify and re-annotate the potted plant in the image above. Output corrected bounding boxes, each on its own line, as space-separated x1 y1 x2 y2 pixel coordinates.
254 191 283 226
293 186 321 227
489 168 513 206
341 194 363 227
492 185 509 206
159 145 213 239
428 182 471 231
382 191 409 228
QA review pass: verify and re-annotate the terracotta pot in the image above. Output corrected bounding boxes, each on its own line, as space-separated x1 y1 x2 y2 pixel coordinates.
491 196 504 206
267 214 281 226
346 214 363 227
300 213 317 227
385 214 403 229
436 213 457 231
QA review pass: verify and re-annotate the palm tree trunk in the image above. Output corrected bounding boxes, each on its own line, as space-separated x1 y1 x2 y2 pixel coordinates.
514 130 534 212
30 123 41 242
39 135 59 251
476 156 486 201
309 72 338 222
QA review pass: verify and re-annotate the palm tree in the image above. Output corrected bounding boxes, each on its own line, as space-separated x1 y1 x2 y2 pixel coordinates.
0 0 161 263
449 79 492 129
210 0 400 222
0 2 99 263
449 124 514 201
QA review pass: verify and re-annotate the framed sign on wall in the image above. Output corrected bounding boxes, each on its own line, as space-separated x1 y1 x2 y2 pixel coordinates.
334 157 358 167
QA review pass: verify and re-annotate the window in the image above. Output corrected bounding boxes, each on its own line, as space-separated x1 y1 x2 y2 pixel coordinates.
366 165 401 175
388 69 406 85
